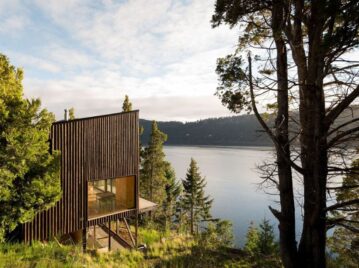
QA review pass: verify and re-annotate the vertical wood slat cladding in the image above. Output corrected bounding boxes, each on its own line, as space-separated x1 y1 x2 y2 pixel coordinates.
23 111 139 242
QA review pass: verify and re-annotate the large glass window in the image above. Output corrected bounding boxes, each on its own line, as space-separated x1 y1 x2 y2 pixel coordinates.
88 176 135 219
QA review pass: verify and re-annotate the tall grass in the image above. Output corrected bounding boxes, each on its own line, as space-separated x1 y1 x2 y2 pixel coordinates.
0 229 262 268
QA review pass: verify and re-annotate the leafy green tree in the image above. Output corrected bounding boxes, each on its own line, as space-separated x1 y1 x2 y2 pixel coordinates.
244 221 260 256
327 156 359 267
181 158 213 235
140 121 167 204
122 95 132 112
0 54 61 241
162 162 182 231
68 107 75 120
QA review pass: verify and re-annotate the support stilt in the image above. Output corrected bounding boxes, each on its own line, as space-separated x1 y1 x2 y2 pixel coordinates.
82 228 87 252
108 221 111 251
93 225 96 249
124 218 136 247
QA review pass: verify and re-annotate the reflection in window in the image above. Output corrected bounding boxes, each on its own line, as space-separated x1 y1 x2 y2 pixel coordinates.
88 176 135 219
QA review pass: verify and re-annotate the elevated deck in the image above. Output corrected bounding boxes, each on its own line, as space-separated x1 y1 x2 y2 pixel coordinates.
139 198 157 213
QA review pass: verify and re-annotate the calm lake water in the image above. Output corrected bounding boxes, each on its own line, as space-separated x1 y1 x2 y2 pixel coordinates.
164 145 281 247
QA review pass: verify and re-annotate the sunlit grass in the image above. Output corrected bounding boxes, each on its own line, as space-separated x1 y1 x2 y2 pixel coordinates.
0 229 265 268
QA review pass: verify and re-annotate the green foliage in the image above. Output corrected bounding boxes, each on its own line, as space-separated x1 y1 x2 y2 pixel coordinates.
0 241 83 267
140 121 168 204
215 55 251 114
138 228 162 246
244 219 278 257
243 220 280 267
327 156 359 267
0 227 280 267
181 158 213 235
161 162 182 231
139 113 275 146
243 222 260 256
0 54 61 241
68 107 75 120
122 95 133 112
199 220 234 249
257 219 278 256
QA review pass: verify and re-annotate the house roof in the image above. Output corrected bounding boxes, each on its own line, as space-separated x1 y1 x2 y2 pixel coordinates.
53 110 140 125
139 198 157 213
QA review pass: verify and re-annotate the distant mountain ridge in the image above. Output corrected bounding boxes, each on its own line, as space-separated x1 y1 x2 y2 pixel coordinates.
140 106 359 147
140 114 272 146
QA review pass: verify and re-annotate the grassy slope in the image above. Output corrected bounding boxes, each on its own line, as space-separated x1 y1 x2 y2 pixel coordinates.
0 229 270 268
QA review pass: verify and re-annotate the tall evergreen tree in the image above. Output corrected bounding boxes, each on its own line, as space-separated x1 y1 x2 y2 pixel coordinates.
244 219 278 256
182 158 213 235
122 95 132 112
257 219 278 256
162 162 182 231
140 121 167 204
0 54 61 241
212 1 359 266
327 154 359 267
244 222 260 256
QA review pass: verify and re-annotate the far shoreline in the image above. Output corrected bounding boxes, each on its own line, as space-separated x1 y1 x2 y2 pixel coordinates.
163 144 275 151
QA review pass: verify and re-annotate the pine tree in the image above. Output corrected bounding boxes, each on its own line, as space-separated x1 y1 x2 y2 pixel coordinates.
257 219 278 256
162 162 182 231
140 121 167 204
181 158 213 235
327 155 359 267
244 219 278 257
122 95 132 112
244 221 260 256
0 54 61 241
200 219 234 249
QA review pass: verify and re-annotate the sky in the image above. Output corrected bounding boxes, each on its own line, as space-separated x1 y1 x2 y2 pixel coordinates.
0 0 241 121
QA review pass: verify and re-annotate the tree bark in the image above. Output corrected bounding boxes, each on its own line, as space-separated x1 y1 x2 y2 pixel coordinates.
297 10 328 263
272 2 298 267
297 84 328 268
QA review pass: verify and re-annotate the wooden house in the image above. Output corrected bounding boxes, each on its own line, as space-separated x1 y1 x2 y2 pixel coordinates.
20 110 156 251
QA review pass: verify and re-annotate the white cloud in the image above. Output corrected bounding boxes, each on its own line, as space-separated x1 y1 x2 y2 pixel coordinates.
33 0 237 68
5 52 61 73
0 1 29 34
6 0 239 121
0 16 27 33
45 45 94 69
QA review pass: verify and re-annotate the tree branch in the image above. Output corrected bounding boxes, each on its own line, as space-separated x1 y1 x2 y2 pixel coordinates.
325 198 359 212
328 118 359 136
269 206 283 221
324 85 359 128
327 126 359 148
248 54 304 174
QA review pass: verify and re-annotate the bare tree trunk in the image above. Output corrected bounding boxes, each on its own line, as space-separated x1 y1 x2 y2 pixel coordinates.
298 84 328 268
270 2 298 266
297 32 327 265
274 40 298 268
190 203 194 235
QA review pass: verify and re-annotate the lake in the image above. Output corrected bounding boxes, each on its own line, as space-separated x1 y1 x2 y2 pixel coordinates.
164 145 281 247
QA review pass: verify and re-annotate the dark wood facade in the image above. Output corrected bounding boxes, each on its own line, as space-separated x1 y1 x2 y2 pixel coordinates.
22 111 140 242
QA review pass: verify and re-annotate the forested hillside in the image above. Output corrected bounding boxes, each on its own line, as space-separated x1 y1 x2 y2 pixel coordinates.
140 114 272 146
140 106 359 147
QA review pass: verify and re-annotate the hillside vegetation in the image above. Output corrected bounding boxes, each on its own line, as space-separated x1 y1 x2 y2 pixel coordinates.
0 229 281 268
140 106 359 147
